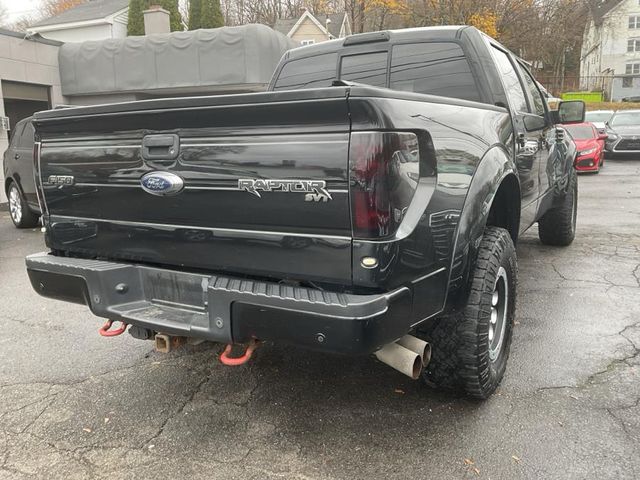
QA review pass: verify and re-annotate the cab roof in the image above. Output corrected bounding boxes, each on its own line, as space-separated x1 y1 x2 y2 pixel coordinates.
285 25 474 61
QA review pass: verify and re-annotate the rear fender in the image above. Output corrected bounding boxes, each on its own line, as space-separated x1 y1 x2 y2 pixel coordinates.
446 146 519 307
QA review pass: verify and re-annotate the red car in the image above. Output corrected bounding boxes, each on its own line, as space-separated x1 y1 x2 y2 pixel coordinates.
564 122 607 173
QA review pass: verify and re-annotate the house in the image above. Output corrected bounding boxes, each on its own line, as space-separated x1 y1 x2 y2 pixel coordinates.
28 0 129 43
580 0 640 100
273 9 351 45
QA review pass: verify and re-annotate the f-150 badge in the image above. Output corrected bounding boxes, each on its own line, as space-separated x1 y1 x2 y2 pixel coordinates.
238 179 332 202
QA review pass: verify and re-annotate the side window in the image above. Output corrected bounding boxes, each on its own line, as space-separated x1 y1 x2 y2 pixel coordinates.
518 65 546 117
490 46 529 113
9 123 24 146
273 53 338 90
18 123 34 148
340 52 388 87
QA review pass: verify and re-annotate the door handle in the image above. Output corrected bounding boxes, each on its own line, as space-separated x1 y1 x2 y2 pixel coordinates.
516 132 526 148
14 153 20 160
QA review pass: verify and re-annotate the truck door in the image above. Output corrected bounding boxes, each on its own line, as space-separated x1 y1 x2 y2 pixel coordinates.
516 63 555 200
489 46 542 232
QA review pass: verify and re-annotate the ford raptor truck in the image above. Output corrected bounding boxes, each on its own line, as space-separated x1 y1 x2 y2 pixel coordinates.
25 26 583 399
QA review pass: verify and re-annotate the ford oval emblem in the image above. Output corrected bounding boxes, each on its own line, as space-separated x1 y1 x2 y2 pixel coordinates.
140 171 184 196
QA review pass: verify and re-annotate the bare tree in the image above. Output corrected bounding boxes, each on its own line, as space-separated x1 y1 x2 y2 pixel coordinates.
41 0 87 18
0 1 8 27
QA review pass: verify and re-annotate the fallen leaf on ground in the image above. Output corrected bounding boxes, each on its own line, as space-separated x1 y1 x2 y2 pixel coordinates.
464 458 474 465
394 389 405 394
512 455 521 462
82 428 92 433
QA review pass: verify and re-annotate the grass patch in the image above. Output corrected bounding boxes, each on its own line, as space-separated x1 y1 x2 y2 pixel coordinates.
585 102 640 111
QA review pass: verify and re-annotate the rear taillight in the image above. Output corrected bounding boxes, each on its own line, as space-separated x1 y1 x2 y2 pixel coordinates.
33 141 47 215
349 131 420 239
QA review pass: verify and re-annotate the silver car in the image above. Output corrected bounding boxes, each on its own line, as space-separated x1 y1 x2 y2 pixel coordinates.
585 110 614 134
604 109 640 156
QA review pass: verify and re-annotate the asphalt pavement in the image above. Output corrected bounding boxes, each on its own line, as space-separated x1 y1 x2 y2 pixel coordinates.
0 160 639 479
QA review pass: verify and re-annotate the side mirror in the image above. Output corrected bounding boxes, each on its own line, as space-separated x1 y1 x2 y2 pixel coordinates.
556 100 586 124
598 133 608 141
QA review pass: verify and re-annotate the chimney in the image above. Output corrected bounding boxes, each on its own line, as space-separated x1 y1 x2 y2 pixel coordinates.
143 5 170 35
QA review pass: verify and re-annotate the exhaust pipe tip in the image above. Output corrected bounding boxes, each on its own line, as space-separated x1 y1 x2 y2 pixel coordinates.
374 343 423 380
374 335 431 380
397 335 431 367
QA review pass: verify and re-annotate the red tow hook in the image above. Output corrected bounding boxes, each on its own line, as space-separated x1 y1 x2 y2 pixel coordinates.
219 339 260 366
99 319 128 337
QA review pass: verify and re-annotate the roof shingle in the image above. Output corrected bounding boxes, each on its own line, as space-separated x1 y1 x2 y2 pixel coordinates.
30 0 129 28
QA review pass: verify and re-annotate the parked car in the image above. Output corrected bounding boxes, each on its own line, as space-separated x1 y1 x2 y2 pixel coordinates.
563 122 606 173
2 117 40 228
26 26 583 400
585 109 614 134
603 109 640 156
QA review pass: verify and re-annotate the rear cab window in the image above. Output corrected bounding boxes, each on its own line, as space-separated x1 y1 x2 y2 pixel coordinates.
273 52 338 90
340 52 388 87
273 40 482 103
390 42 481 102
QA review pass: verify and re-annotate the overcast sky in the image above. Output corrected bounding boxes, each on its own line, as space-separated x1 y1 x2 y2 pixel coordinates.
2 0 42 22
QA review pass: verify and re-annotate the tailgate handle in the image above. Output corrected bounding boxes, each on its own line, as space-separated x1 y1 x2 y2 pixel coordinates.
141 134 180 161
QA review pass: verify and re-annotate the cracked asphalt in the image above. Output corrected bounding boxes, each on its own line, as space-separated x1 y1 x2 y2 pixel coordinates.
1 160 639 479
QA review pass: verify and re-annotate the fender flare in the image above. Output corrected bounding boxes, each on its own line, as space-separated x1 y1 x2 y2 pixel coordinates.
445 145 520 305
5 175 20 196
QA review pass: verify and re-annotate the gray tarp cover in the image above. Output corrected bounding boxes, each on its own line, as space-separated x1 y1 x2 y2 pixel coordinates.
59 24 297 96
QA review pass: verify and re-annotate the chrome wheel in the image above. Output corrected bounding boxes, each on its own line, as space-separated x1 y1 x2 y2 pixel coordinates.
9 185 22 225
488 266 509 362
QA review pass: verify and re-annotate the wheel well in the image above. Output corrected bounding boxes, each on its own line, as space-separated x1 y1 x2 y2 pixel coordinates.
4 177 14 195
486 175 520 244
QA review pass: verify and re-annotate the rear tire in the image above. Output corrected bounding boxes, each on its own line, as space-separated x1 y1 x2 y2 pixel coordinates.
419 227 517 399
538 173 577 246
7 182 39 229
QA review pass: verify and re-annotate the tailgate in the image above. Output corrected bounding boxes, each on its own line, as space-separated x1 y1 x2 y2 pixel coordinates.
35 89 353 285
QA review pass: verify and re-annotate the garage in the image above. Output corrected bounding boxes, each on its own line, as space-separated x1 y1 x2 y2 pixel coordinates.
0 28 63 203
1 80 51 142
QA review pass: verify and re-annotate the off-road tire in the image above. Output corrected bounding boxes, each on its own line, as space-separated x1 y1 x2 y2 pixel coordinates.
418 226 517 399
538 173 577 246
7 182 39 229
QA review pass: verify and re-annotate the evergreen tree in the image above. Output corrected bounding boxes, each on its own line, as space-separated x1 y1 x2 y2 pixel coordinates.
127 0 182 36
127 0 146 36
188 0 202 30
200 0 224 29
158 0 182 32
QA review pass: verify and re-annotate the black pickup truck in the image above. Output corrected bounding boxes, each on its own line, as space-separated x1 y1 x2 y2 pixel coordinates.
26 26 583 399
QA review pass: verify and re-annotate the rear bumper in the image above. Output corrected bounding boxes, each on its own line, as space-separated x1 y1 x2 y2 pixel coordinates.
25 252 413 355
